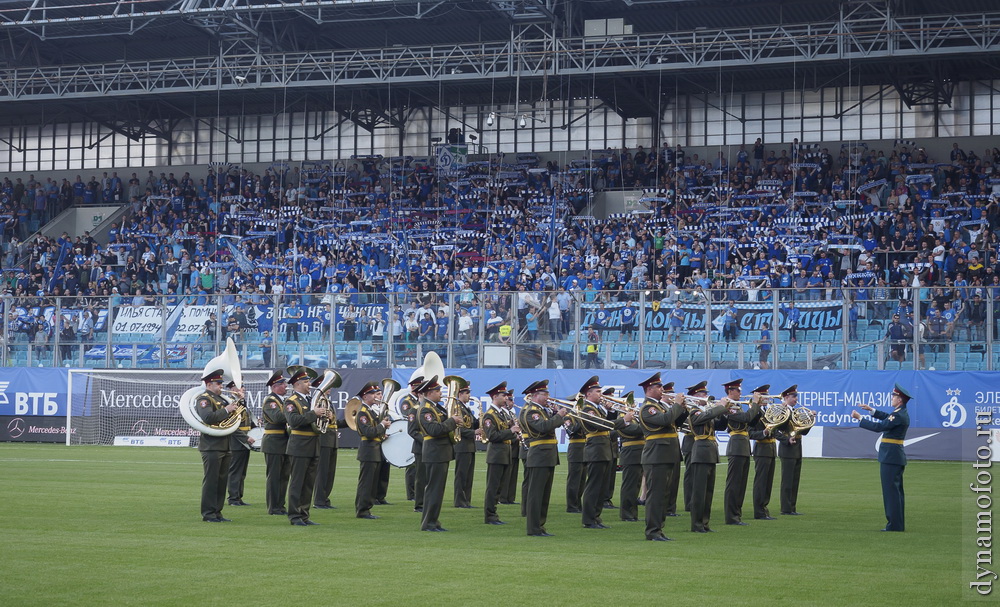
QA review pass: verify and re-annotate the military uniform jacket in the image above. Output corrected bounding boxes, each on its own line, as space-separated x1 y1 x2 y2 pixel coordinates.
228 404 254 451
356 403 387 462
261 393 288 455
419 401 457 463
639 397 686 465
580 400 613 462
725 403 762 458
482 407 515 464
614 417 644 467
748 416 777 458
401 393 424 455
565 417 586 464
453 402 480 454
195 390 233 451
520 403 564 468
859 407 909 466
776 426 811 459
689 404 726 464
284 390 322 457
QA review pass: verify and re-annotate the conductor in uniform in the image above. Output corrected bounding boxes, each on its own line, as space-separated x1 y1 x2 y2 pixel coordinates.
284 366 328 526
638 372 686 541
687 380 726 533
776 385 809 516
519 380 567 536
261 370 290 515
852 383 911 531
355 381 392 519
482 382 519 525
748 384 778 520
196 368 241 522
452 382 479 508
722 379 763 526
417 376 462 531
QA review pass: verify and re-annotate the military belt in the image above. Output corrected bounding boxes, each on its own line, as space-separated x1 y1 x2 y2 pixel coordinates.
291 430 318 436
586 431 610 438
694 436 717 441
238 426 251 431
263 429 286 435
881 438 904 445
729 430 749 436
361 437 385 442
530 439 558 446
568 438 586 444
621 440 645 447
756 438 776 444
646 432 679 440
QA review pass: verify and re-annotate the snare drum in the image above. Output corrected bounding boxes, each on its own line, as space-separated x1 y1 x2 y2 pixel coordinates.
247 427 264 452
382 419 415 468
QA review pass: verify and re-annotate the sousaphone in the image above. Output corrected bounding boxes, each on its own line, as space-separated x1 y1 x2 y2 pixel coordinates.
178 338 245 436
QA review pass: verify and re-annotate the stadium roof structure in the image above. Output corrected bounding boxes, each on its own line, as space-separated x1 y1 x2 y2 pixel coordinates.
0 0 998 140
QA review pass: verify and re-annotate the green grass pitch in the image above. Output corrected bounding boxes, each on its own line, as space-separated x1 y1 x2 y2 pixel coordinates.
1 444 963 606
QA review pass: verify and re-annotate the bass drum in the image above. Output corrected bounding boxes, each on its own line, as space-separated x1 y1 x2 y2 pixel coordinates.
247 427 264 452
382 419 415 468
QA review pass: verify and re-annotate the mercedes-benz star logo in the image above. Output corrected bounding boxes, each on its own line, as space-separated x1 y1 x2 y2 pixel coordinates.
131 419 149 435
7 417 25 439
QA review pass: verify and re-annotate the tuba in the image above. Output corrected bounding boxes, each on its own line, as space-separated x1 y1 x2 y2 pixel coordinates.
311 370 342 433
378 378 402 421
178 338 246 436
443 374 470 443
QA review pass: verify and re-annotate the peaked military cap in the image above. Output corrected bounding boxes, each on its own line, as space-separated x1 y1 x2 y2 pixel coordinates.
638 372 662 388
522 379 550 395
687 380 709 395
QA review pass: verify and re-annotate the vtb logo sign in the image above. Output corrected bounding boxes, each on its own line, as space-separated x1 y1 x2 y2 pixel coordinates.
0 381 59 416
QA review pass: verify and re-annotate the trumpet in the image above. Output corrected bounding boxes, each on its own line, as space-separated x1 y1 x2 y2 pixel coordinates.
601 391 639 417
547 396 616 430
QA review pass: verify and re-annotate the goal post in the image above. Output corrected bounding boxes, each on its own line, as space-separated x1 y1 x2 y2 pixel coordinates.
66 369 271 446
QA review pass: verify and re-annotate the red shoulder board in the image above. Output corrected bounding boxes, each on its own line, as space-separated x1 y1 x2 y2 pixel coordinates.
531 413 541 421
647 406 658 415
424 412 434 422
198 398 209 408
286 404 295 412
360 415 369 425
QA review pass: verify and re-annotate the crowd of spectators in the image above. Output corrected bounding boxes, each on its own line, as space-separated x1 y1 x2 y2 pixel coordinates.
3 137 1000 352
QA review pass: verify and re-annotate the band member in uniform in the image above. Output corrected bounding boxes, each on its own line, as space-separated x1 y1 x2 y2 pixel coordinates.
284 366 327 526
313 372 349 511
417 376 462 531
564 402 587 514
687 380 726 533
615 392 644 522
681 383 698 512
355 381 392 519
722 379 763 526
519 380 567 536
453 383 479 508
500 394 521 507
261 370 291 515
638 373 686 541
603 387 620 510
852 383 911 531
659 382 681 517
226 380 256 507
196 368 240 522
482 382 519 525
400 374 425 511
579 376 614 529
747 384 778 520
776 385 809 516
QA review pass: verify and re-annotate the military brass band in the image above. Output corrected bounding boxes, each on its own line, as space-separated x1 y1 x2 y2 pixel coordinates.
180 345 880 537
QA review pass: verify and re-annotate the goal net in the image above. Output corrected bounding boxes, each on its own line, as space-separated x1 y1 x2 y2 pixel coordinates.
67 369 271 446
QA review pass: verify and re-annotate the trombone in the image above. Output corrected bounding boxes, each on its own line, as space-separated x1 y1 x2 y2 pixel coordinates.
601 391 639 417
546 395 616 430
